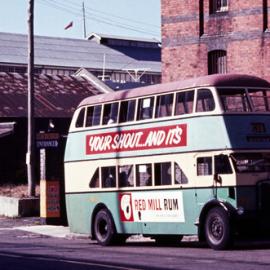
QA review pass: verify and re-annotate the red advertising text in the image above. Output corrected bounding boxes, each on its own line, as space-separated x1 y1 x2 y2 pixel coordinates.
86 124 187 155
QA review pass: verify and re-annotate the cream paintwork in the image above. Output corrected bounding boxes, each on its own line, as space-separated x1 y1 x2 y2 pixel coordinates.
65 150 239 193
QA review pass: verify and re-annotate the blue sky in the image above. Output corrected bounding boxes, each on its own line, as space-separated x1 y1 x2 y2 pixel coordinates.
0 0 161 40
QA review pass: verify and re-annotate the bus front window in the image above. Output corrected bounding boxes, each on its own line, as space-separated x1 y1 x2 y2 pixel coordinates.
230 153 270 173
248 89 270 112
218 88 251 112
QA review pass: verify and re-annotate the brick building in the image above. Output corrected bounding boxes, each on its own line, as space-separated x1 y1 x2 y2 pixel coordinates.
161 0 270 82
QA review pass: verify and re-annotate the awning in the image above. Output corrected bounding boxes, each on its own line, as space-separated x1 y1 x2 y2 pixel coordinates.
0 122 15 138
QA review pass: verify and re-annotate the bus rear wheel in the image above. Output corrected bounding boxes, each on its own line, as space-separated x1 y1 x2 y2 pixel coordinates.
204 207 233 250
94 209 115 246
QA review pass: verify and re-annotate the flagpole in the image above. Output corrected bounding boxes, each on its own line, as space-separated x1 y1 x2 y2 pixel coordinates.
82 2 87 38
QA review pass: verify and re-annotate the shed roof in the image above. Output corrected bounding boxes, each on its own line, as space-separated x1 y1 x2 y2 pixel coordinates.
0 122 15 138
0 32 161 73
0 72 103 118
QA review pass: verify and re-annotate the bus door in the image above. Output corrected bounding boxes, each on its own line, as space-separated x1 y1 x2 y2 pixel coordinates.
195 156 215 210
195 154 233 209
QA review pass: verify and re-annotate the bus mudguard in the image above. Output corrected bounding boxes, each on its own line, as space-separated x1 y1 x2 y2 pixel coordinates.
197 199 237 241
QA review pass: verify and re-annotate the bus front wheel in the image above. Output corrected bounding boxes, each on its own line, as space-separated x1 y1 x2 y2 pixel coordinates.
94 208 115 246
204 207 233 250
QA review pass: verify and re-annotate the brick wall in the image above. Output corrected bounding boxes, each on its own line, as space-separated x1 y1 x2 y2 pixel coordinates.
161 0 270 82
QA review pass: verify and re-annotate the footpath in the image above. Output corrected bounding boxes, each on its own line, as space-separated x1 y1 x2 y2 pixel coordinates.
0 216 85 239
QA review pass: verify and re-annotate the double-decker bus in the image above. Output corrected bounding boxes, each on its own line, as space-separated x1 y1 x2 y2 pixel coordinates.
64 74 270 250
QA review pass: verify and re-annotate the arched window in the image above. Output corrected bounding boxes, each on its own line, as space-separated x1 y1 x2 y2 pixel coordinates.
208 50 227 74
210 0 228 14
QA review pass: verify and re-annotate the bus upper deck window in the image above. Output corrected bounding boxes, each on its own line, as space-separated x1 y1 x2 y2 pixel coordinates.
103 102 119 125
119 100 136 123
75 108 85 128
196 89 215 112
175 90 194 115
155 94 173 118
137 97 154 121
86 105 102 127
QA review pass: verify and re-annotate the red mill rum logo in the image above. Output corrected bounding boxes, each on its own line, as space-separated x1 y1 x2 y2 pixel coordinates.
86 124 187 154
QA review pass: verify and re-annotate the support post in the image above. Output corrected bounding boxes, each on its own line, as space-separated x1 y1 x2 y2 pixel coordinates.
27 0 36 197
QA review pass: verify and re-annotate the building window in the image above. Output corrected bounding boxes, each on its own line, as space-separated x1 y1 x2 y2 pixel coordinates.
199 0 204 36
263 0 268 31
208 50 227 74
210 0 228 14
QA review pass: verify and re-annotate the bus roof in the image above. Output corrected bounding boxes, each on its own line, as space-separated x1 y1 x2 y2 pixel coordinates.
79 73 270 107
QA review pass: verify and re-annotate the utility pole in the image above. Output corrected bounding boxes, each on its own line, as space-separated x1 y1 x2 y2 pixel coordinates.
82 2 87 38
27 0 36 197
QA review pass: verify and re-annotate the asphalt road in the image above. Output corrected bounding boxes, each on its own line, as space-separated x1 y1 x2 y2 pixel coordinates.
0 218 270 270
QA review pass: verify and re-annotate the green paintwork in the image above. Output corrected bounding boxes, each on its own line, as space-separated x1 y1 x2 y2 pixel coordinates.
66 186 237 236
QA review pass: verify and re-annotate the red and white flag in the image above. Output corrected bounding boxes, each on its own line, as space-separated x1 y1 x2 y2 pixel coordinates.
64 21 73 30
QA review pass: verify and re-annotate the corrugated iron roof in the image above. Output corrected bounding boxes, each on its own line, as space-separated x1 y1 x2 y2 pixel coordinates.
0 32 161 73
0 72 103 118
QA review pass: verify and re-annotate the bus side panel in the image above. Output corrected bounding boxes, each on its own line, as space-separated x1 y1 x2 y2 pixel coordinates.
65 192 141 235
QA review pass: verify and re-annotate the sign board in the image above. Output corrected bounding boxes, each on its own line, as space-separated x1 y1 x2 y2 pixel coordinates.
36 132 60 148
40 180 60 218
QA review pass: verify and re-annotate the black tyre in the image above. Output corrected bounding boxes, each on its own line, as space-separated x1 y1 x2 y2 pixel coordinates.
93 209 116 246
205 207 233 250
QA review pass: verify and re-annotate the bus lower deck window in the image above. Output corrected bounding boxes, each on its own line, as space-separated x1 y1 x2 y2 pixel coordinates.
119 165 134 187
89 168 100 188
154 162 172 185
136 164 152 186
102 167 116 188
197 157 212 175
175 163 188 184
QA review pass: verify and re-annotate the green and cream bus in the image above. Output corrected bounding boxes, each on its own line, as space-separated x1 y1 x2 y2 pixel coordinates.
64 74 270 250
